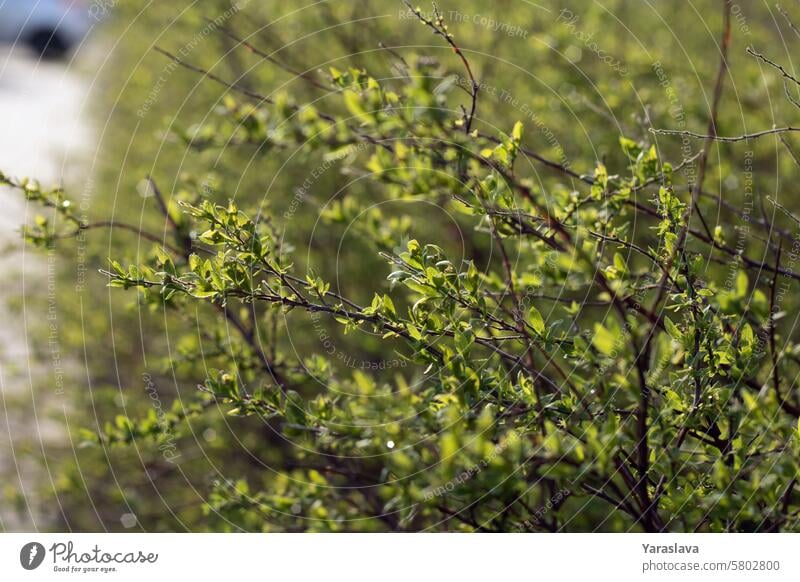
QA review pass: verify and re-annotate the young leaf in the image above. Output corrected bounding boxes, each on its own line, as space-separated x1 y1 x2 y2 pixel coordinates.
528 306 545 335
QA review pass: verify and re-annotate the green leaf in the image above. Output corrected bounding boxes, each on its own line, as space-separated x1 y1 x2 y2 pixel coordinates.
736 271 749 298
511 121 523 143
285 390 307 426
664 317 682 341
592 323 618 357
343 90 367 119
528 306 545 335
740 323 755 346
613 252 626 274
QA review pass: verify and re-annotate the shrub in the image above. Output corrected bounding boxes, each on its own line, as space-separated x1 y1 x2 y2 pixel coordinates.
6 1 800 532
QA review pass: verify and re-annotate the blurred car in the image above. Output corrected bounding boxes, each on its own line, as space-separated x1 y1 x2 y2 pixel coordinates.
0 0 91 58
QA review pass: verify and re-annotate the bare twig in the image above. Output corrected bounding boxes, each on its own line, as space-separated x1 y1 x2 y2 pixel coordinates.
211 21 332 91
747 46 800 87
154 47 273 103
652 126 800 142
404 1 479 133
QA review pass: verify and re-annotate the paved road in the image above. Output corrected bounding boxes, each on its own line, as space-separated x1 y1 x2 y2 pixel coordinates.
0 44 90 531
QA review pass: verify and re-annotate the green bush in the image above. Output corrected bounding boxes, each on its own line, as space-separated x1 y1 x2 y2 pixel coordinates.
7 0 800 531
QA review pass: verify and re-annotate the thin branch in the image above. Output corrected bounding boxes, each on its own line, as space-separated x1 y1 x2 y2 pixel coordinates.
587 229 680 288
768 196 800 228
651 126 800 142
55 221 184 256
211 21 332 91
154 46 273 103
404 1 479 133
479 130 590 183
777 3 800 40
747 46 800 87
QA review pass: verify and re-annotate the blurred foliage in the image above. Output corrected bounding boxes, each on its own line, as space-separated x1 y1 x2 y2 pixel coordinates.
7 0 800 531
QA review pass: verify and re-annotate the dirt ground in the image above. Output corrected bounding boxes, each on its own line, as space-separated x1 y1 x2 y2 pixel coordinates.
0 44 91 531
